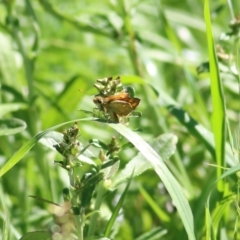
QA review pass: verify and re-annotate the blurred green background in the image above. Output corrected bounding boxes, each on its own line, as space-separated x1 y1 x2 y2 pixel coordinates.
1 0 240 239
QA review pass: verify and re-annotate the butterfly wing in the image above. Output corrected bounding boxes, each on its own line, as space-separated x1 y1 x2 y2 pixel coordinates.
108 100 133 116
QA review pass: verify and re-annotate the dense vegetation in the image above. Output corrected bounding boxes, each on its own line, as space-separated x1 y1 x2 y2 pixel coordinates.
1 0 240 239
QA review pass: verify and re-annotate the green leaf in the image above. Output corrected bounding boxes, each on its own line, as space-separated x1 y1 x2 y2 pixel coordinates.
39 131 96 165
111 133 178 189
0 103 28 117
205 205 216 240
0 118 27 136
0 118 93 177
38 131 63 150
138 185 170 222
19 231 51 240
205 164 240 239
211 191 232 234
204 0 226 191
157 88 235 167
104 170 133 237
100 159 120 179
135 227 167 240
213 164 240 183
81 172 105 207
0 183 11 240
28 195 61 206
0 33 19 86
108 123 196 240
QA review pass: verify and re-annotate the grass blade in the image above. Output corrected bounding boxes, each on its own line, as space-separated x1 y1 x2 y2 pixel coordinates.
204 0 226 191
0 118 92 177
109 123 196 240
104 170 133 237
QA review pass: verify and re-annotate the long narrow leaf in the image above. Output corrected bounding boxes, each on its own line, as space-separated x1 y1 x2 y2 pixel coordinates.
204 0 226 191
109 123 196 240
205 164 240 239
138 185 170 222
104 170 133 237
0 118 93 177
0 118 27 136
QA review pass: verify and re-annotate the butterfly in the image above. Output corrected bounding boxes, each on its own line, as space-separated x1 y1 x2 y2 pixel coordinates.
93 92 140 123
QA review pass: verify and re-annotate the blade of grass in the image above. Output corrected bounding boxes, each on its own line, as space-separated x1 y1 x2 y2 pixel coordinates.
205 164 240 239
155 0 209 127
104 170 133 237
109 123 196 240
0 103 28 117
0 118 27 136
138 184 170 222
0 118 93 177
39 0 117 38
204 0 226 191
135 227 167 240
111 133 177 189
87 182 106 237
205 203 216 240
19 231 51 240
0 181 22 239
1 182 11 240
156 88 235 167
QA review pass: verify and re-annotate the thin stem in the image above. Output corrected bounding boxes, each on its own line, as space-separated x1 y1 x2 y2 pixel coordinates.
3 1 40 136
74 208 84 240
118 0 162 134
227 0 235 19
87 182 106 237
68 169 84 239
39 0 118 38
68 168 75 187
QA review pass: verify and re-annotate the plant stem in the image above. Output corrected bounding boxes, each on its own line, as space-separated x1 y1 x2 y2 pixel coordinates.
118 0 162 134
87 182 106 237
39 0 117 38
68 168 84 240
75 209 84 240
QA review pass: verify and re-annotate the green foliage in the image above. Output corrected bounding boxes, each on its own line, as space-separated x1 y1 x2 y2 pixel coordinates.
204 0 226 192
1 0 240 239
19 231 51 240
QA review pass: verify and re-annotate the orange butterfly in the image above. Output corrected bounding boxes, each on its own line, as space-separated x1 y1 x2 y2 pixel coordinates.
93 92 140 122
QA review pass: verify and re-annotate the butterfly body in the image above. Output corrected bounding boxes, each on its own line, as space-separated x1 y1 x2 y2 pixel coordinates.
93 92 140 122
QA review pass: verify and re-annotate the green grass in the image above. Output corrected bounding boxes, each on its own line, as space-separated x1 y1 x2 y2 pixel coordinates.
1 0 240 239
